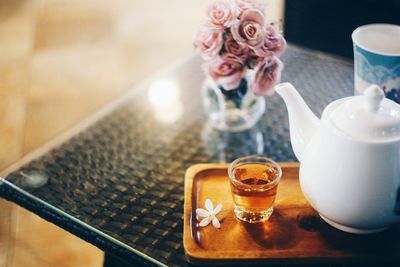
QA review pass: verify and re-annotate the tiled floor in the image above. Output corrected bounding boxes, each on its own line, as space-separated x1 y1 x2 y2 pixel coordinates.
0 200 14 266
0 0 283 266
13 205 103 267
0 199 104 267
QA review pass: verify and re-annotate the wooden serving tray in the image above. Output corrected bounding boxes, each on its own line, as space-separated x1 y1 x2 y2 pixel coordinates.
183 163 400 266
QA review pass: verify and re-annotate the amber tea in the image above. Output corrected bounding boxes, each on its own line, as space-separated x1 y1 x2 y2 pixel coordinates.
231 163 278 208
228 156 281 223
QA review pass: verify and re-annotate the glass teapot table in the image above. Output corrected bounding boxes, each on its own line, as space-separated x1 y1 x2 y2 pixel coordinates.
0 45 382 266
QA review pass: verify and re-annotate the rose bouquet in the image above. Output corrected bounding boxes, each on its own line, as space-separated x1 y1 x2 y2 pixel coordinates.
193 0 286 131
194 0 286 97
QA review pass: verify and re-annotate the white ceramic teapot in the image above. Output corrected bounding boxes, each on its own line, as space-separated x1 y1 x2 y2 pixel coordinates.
275 82 400 234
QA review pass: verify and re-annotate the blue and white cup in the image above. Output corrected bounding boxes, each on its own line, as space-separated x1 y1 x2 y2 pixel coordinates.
352 24 400 102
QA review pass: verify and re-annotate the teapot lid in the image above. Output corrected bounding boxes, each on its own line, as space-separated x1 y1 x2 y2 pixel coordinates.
329 85 400 141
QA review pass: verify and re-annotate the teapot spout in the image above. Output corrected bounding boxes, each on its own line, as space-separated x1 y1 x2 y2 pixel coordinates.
275 83 320 162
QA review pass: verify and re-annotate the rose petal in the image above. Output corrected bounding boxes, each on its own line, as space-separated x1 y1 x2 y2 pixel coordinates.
193 27 224 60
212 217 221 228
241 9 264 25
199 216 212 227
235 0 265 14
213 203 222 215
207 56 244 89
224 35 249 60
230 9 265 48
251 57 283 96
207 0 239 29
196 208 210 218
205 199 214 212
254 26 287 57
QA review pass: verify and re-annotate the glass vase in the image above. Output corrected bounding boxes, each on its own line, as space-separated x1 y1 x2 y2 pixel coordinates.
202 73 266 132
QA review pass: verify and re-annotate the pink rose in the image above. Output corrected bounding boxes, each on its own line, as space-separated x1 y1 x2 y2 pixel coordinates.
255 25 286 57
207 0 240 29
224 33 249 61
251 57 283 96
193 27 224 60
206 55 244 90
234 0 264 14
231 9 266 48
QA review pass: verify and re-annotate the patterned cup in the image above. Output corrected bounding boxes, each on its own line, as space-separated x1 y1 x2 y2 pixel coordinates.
352 24 400 103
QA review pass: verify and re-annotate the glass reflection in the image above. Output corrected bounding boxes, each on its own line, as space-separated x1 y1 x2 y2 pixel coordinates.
147 80 183 124
201 123 264 163
20 171 48 189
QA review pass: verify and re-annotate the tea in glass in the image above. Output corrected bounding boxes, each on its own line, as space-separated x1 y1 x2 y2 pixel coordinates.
228 156 282 223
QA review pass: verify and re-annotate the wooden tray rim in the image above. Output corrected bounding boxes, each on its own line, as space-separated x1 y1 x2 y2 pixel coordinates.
183 162 300 264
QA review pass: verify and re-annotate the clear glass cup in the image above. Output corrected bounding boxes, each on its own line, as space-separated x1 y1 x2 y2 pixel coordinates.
228 155 282 223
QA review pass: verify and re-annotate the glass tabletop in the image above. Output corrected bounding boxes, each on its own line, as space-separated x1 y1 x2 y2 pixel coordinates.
0 45 353 266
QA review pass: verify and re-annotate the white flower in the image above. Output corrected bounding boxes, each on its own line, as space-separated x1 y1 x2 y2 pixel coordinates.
196 199 222 228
